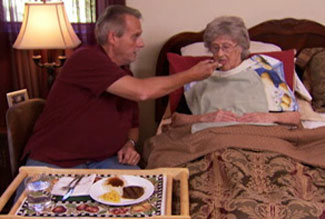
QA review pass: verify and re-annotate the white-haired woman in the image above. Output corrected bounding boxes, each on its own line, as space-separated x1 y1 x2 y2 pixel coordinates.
170 16 300 128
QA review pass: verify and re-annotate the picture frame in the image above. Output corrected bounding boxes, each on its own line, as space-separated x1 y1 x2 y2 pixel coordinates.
6 89 29 107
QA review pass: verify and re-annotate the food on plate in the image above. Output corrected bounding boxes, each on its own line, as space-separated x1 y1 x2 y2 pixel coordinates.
100 190 121 203
122 186 144 199
90 176 153 205
104 176 124 188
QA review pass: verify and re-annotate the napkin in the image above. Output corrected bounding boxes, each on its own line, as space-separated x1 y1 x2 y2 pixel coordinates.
51 174 96 197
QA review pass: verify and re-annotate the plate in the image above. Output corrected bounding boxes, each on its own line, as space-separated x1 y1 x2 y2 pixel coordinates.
89 175 154 206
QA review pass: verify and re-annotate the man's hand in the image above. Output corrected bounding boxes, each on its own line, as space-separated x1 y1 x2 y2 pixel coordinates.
189 59 219 81
117 144 140 166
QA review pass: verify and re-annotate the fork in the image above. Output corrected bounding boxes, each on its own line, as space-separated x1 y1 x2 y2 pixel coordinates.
62 175 84 201
61 175 80 190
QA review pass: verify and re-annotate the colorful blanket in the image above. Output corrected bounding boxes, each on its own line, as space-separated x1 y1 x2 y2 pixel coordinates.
143 125 325 218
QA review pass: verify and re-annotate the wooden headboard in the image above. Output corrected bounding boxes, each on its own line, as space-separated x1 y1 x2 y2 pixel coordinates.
155 18 325 122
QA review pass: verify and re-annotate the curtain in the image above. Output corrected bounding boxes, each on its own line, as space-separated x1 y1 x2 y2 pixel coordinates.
73 0 126 44
0 0 125 128
0 0 14 128
96 0 126 16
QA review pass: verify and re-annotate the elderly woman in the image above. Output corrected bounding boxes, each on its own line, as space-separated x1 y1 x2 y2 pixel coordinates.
171 16 300 128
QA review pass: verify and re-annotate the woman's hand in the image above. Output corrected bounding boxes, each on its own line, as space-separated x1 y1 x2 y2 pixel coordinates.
237 112 276 123
168 111 300 128
237 111 300 125
170 110 237 127
201 110 238 122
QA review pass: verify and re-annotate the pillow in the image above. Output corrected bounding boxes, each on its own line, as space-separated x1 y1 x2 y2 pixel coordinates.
167 53 211 112
296 47 325 69
250 41 282 53
167 50 295 113
295 47 325 103
294 73 312 101
180 42 212 56
306 51 325 112
251 49 295 90
180 41 281 56
297 97 325 121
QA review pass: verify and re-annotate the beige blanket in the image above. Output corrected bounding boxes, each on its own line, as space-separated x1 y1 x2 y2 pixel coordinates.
144 125 325 169
143 125 325 218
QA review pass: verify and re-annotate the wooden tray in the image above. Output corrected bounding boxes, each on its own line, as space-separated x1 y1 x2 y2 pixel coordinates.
0 166 190 219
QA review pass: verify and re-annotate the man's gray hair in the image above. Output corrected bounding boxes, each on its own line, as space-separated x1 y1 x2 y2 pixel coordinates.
95 5 142 45
203 16 250 60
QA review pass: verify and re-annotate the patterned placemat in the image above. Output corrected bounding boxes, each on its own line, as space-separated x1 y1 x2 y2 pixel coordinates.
16 174 166 217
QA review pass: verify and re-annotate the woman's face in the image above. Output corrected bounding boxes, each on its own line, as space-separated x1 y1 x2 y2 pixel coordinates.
210 35 243 71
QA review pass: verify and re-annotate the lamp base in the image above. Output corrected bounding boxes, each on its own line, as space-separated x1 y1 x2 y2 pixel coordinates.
32 55 66 88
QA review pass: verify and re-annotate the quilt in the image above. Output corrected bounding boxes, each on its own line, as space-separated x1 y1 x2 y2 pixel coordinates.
143 125 325 219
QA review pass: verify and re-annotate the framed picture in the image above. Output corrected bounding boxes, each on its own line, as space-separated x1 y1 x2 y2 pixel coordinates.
6 89 29 107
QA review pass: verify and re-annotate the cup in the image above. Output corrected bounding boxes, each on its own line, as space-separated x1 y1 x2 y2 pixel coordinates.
24 174 53 212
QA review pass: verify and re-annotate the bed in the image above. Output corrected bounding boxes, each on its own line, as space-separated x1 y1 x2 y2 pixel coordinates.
143 18 325 219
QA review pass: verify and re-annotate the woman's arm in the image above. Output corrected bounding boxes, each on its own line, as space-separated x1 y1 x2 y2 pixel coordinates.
170 111 300 127
171 110 238 127
237 111 301 126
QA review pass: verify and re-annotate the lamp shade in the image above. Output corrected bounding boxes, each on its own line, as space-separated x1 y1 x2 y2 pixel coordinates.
13 2 81 49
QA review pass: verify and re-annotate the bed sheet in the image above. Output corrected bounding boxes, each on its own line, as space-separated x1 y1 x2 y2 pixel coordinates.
302 113 325 128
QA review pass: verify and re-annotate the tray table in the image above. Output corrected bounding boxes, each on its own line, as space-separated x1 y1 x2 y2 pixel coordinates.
0 166 190 219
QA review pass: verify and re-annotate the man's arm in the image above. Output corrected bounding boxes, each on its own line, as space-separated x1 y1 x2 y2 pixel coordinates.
107 60 218 101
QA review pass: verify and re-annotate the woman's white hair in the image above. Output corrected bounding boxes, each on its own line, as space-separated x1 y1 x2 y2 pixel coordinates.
203 16 250 60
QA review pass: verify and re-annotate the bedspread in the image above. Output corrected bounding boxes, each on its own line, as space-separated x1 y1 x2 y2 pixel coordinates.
143 125 325 219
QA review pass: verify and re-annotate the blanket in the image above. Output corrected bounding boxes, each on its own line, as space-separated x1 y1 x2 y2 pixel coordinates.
143 125 325 218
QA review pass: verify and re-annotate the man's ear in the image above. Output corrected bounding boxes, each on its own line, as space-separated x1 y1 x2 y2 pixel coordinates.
107 31 117 45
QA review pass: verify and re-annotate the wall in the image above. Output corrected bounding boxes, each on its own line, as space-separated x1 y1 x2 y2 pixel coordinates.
126 0 325 145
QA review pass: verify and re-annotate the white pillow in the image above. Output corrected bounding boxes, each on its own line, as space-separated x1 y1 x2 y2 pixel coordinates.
295 73 312 101
180 41 281 56
180 42 212 56
250 41 282 53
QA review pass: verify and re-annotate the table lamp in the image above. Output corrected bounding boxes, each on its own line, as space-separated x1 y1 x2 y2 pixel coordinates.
13 1 81 88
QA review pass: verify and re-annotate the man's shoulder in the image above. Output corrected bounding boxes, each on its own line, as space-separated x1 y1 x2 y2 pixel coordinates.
72 45 102 56
67 45 110 65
